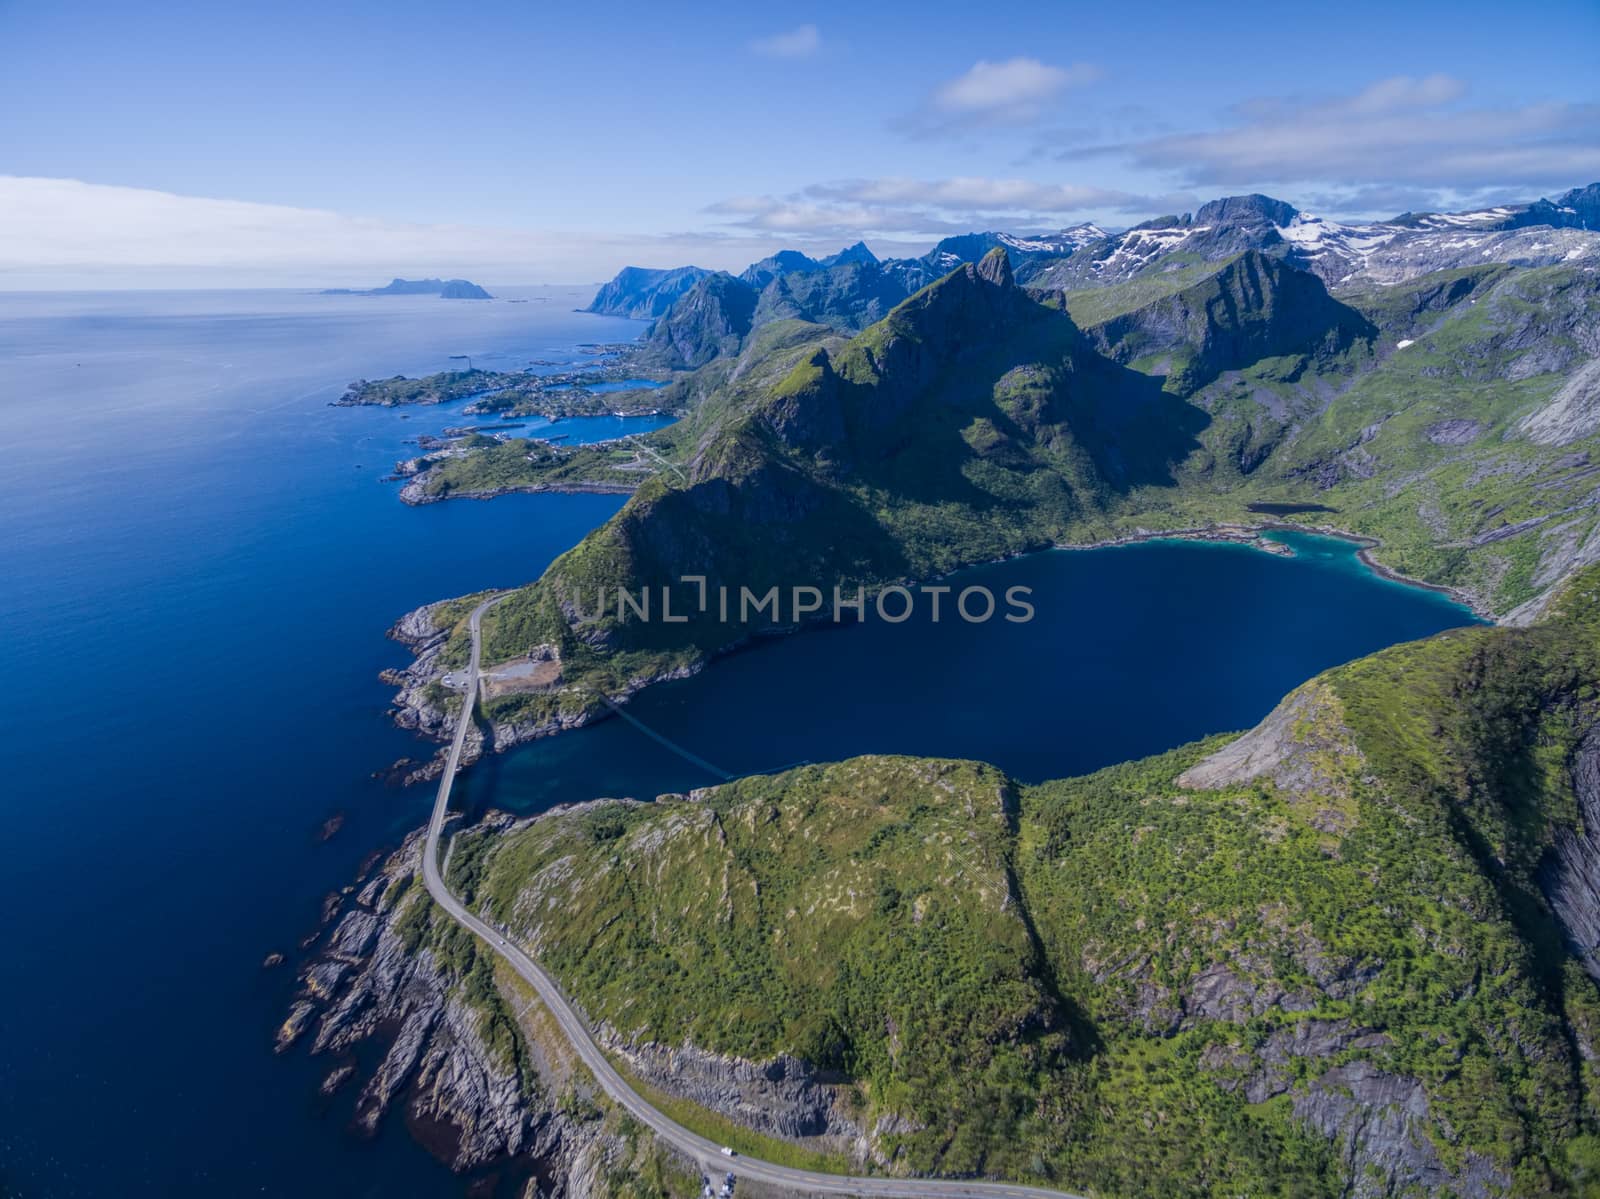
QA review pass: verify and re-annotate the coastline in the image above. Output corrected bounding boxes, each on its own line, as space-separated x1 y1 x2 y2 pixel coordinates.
399 476 639 505
1059 520 1492 621
1056 522 1294 559
381 518 1490 780
1263 520 1493 620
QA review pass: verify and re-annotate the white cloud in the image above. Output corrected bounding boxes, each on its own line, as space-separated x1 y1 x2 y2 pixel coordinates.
1066 75 1600 197
748 24 821 59
706 175 1153 240
0 176 853 288
901 58 1102 135
811 176 1144 211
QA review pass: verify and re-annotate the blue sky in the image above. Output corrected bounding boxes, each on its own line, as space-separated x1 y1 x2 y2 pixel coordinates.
2 0 1597 286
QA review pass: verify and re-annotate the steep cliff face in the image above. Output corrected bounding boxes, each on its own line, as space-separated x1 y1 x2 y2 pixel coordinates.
585 265 712 319
457 247 1212 705
819 240 878 269
831 248 1048 402
1087 250 1375 393
739 249 821 290
597 1030 873 1155
642 274 758 369
1520 358 1600 446
750 259 910 333
443 763 1072 1181
403 217 1600 734
522 249 1196 662
1542 727 1600 979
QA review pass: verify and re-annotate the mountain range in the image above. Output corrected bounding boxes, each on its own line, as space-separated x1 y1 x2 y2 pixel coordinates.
410 181 1600 738
330 180 1600 1197
589 187 1600 365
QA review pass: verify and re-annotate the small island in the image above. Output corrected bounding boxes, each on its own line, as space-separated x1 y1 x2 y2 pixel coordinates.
333 358 675 420
321 277 493 299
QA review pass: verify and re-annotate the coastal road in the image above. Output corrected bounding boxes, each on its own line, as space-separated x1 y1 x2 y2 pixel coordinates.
421 594 1088 1199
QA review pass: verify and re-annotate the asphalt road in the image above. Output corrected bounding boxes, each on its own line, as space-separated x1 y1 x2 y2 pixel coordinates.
421 593 1088 1198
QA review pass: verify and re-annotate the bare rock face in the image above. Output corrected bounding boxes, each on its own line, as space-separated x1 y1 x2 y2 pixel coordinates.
600 1029 873 1160
1541 726 1600 980
1173 694 1518 1196
1520 357 1600 447
1186 971 1507 1197
1293 1061 1509 1198
1178 680 1363 825
278 831 690 1194
1505 517 1600 627
1425 418 1485 446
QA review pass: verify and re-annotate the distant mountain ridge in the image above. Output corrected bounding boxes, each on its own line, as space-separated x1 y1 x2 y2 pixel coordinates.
1039 186 1600 290
583 265 711 318
589 184 1600 369
322 277 492 299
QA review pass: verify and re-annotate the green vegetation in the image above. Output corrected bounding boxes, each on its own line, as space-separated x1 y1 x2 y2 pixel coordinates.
454 227 1596 663
440 571 1600 1195
339 364 674 418
463 253 1212 717
337 368 524 407
1054 252 1227 326
356 226 1600 1193
382 883 708 1197
414 435 658 499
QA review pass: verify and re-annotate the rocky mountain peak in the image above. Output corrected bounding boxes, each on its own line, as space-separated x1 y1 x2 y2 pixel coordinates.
1557 183 1600 229
741 250 822 288
642 272 757 368
821 240 879 268
1194 194 1301 228
975 246 1015 289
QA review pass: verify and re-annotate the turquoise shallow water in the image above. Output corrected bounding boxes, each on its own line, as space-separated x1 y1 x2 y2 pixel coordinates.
0 289 1475 1198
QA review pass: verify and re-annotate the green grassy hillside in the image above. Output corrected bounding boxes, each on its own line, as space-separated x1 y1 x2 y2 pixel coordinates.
439 566 1600 1196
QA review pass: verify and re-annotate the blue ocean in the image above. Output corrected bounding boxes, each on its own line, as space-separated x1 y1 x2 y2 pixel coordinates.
0 287 1475 1197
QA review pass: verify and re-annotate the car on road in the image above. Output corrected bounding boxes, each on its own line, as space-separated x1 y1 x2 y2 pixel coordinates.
719 1146 735 1157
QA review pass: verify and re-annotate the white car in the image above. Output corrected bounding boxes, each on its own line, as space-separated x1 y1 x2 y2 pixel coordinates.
719 1146 735 1157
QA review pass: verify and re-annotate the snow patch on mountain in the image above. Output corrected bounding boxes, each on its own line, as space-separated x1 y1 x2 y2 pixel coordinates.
1091 225 1209 277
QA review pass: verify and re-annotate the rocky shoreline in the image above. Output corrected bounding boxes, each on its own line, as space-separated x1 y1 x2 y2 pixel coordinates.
379 598 705 785
1264 521 1495 620
274 804 1012 1190
274 828 707 1197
